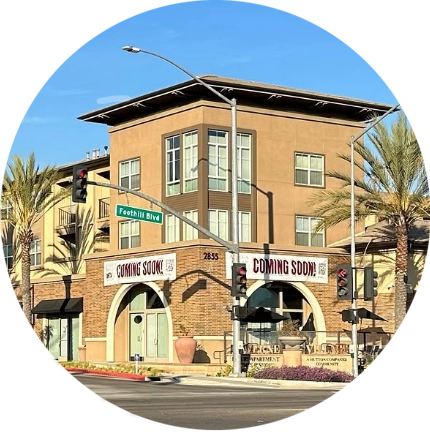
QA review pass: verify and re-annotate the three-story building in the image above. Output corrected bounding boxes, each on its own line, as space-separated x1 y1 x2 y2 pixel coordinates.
6 76 412 365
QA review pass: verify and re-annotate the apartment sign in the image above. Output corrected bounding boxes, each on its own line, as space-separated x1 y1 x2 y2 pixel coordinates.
104 253 176 286
226 252 328 284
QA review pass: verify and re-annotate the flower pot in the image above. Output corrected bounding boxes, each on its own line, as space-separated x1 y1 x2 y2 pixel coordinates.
278 336 307 350
175 336 197 364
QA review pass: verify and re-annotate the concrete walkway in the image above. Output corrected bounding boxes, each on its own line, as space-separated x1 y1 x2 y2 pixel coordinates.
156 373 350 390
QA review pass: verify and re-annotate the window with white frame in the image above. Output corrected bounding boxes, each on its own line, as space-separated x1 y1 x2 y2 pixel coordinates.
295 153 324 187
237 133 251 193
183 210 198 241
119 220 140 249
239 211 252 242
120 158 140 190
295 216 325 247
3 244 13 270
30 239 41 266
0 198 12 220
165 214 180 243
209 209 229 241
183 131 198 193
208 130 228 191
166 135 180 196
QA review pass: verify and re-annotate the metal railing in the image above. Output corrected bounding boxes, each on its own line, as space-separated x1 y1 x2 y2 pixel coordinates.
58 206 76 226
98 198 110 219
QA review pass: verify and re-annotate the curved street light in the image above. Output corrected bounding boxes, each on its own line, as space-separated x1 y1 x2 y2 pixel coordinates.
122 46 242 376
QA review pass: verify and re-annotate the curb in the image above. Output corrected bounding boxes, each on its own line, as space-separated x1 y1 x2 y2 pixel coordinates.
159 375 349 389
65 367 150 381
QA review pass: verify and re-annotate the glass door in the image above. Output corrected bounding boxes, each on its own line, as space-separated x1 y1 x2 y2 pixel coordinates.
129 313 144 361
145 312 168 361
46 318 60 359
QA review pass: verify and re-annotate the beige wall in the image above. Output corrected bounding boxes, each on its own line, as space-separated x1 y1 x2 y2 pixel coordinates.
107 100 364 253
5 162 110 284
357 249 426 294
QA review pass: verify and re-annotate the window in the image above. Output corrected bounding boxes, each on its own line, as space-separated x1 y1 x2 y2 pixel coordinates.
166 135 180 196
295 216 325 247
237 133 251 193
165 214 180 243
3 244 13 270
120 158 140 190
183 210 198 241
119 220 140 249
30 239 41 266
239 211 251 242
295 153 324 187
209 209 228 241
0 200 12 220
208 130 228 191
183 131 198 193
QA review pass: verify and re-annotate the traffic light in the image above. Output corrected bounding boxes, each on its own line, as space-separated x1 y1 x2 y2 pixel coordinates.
336 264 352 300
232 263 247 297
364 266 378 300
72 165 88 203
341 309 354 323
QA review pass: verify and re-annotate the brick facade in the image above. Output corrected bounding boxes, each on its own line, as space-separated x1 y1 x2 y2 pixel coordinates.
28 243 396 363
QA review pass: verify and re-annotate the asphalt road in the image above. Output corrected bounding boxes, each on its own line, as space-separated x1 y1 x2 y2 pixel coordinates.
72 373 340 430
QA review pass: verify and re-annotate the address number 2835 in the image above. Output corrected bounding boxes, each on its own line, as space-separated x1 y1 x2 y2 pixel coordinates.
203 252 219 260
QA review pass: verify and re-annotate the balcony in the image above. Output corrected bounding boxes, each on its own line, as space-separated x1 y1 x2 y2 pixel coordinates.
97 197 110 233
56 206 76 240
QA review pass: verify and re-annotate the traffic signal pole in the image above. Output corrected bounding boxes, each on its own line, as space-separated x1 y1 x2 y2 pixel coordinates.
349 103 400 377
85 180 239 254
350 135 360 377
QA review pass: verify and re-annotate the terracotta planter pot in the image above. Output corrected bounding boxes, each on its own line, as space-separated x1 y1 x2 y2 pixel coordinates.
278 336 307 350
175 336 197 364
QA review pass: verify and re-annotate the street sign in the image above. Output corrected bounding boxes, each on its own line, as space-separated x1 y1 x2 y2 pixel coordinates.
116 204 163 225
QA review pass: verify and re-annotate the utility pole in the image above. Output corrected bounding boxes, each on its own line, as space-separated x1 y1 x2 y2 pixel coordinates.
349 103 400 377
122 46 242 376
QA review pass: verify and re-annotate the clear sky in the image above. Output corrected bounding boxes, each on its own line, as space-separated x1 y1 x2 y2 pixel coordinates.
9 0 398 168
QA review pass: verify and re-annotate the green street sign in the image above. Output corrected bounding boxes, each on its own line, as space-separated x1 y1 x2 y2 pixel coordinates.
115 204 163 225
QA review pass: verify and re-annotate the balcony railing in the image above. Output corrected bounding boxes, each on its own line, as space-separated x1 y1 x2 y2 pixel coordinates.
58 206 76 226
98 198 110 219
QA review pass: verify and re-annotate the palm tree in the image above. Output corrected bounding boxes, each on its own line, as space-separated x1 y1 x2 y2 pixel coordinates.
2 153 69 323
311 111 429 330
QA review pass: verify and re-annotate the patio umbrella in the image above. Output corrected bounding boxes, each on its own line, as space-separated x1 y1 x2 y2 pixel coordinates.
240 307 287 343
338 307 387 322
240 307 287 323
356 307 387 321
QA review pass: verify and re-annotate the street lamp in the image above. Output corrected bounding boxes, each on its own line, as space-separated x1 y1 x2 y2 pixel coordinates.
349 102 400 377
122 46 242 375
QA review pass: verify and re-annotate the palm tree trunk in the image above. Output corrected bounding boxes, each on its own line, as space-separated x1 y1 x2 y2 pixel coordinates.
19 230 33 324
394 223 408 330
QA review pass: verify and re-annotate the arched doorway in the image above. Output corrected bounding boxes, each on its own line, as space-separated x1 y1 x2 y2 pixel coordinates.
242 281 318 346
106 282 172 363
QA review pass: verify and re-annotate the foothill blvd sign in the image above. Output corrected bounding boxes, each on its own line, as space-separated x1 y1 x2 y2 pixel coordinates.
115 204 163 225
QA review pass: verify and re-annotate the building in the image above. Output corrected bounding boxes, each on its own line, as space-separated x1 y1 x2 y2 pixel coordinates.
5 76 417 366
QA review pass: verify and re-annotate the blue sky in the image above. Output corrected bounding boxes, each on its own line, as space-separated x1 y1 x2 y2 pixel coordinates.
10 0 397 168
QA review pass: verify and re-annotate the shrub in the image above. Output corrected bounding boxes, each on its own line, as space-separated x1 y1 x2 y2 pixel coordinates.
60 361 164 376
246 363 266 377
216 364 233 377
254 365 354 383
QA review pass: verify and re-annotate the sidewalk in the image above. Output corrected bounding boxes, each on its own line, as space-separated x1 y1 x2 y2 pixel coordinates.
156 373 349 390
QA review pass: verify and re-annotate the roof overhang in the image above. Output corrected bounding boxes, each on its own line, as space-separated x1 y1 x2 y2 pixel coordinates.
78 76 396 126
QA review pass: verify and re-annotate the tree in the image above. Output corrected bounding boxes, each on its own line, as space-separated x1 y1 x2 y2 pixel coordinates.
2 153 69 323
311 111 429 330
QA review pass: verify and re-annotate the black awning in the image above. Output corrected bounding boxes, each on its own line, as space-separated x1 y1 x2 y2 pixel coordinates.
32 297 83 315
